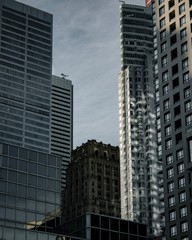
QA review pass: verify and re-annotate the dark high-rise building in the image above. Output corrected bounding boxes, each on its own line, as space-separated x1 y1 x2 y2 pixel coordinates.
62 140 120 222
153 0 192 239
0 0 53 153
118 3 163 236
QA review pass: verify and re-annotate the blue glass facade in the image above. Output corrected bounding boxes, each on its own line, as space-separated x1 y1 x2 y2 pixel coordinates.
0 0 52 153
0 143 64 239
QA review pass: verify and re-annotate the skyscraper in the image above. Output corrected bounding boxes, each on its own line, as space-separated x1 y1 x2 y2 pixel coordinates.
51 75 73 188
153 0 192 238
118 3 162 236
0 0 53 153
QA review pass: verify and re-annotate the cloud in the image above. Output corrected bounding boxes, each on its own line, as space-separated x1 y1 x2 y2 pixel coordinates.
18 0 143 148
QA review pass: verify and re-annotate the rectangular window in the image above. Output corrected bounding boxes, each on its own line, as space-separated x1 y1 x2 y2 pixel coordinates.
181 42 187 54
178 163 184 174
188 139 192 162
169 211 176 221
162 71 169 82
180 192 186 202
184 87 191 98
165 125 171 136
185 101 192 112
177 149 184 160
180 28 187 39
162 55 168 67
166 154 173 165
160 29 166 40
168 181 174 192
167 168 174 178
161 42 167 52
164 112 171 123
178 177 185 188
180 206 187 217
180 16 186 26
163 84 169 95
169 196 175 207
160 17 166 28
182 58 189 70
183 72 189 82
170 225 177 236
166 139 172 150
179 3 185 14
181 222 188 233
159 6 165 16
186 114 192 125
164 99 170 110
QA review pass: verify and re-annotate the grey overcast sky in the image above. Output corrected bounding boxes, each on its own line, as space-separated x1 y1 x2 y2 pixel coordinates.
18 0 144 149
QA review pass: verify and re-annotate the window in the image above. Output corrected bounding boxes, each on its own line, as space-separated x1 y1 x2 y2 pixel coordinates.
182 237 189 240
184 87 191 98
185 101 192 112
182 58 188 70
166 139 172 149
158 145 162 157
169 196 175 207
177 149 183 160
164 99 170 110
159 6 165 16
183 72 189 82
160 17 166 28
157 118 161 129
167 168 174 178
180 28 187 39
168 181 174 192
164 112 171 123
180 16 186 26
179 192 186 202
169 0 175 9
180 206 187 217
161 42 167 52
165 125 171 136
181 42 187 54
166 154 173 165
160 29 166 40
170 225 177 236
169 211 176 221
179 3 185 14
162 55 168 67
162 71 169 82
186 114 192 125
178 163 184 174
163 84 169 95
188 139 192 162
159 0 164 4
178 177 185 188
181 222 188 233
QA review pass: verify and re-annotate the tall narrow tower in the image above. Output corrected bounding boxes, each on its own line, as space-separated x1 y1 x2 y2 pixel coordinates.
118 3 162 236
153 0 192 238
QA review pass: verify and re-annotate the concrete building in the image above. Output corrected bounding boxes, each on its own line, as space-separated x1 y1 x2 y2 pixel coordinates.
62 140 120 222
153 0 192 239
0 0 53 153
118 3 163 236
51 75 73 188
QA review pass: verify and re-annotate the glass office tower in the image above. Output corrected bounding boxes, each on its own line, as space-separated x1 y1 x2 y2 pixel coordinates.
0 143 61 239
0 0 52 153
118 3 163 236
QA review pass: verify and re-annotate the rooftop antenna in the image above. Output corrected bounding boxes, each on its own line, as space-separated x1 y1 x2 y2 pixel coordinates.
61 73 69 79
119 0 125 3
